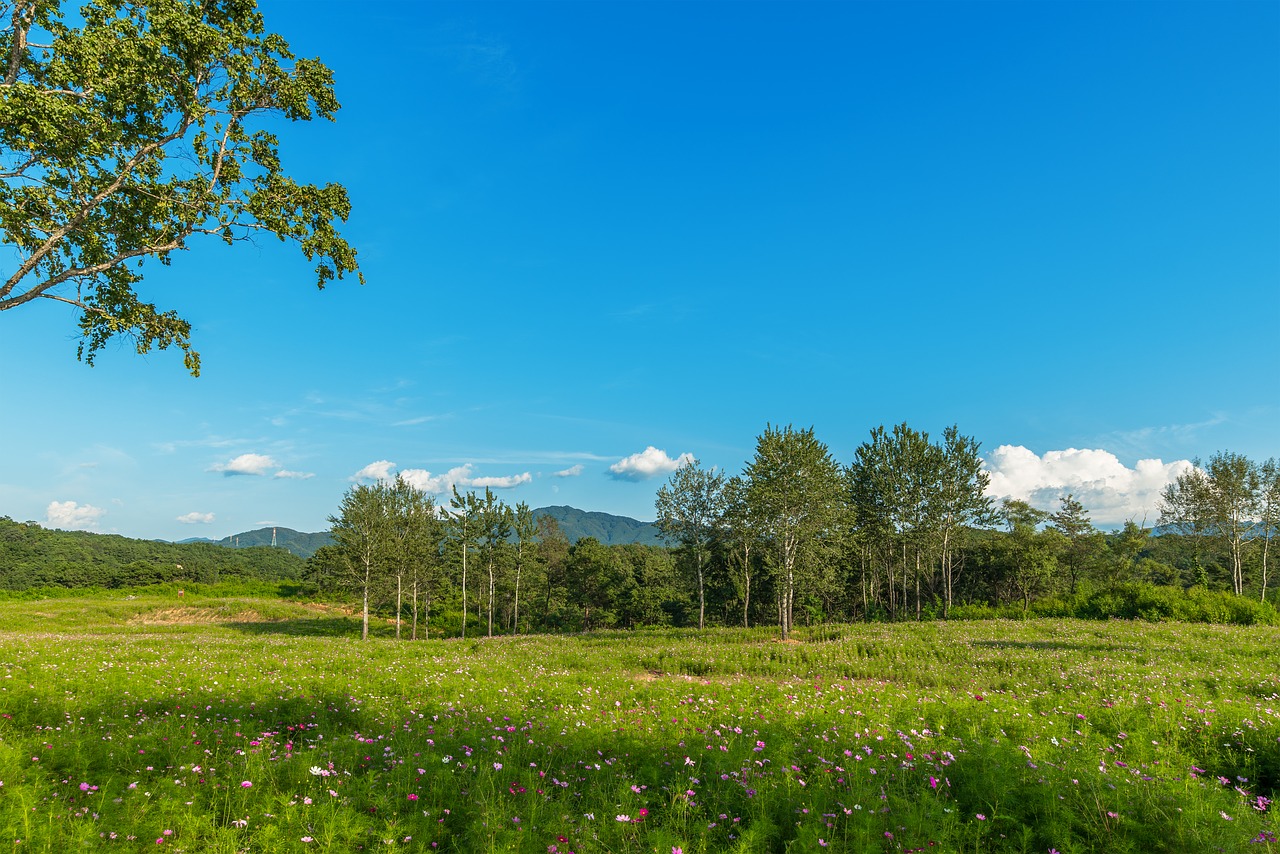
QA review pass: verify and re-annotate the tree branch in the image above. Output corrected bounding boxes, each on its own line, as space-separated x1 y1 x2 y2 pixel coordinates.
4 0 33 86
0 114 195 302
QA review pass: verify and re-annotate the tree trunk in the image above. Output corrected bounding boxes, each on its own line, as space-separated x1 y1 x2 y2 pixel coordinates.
915 549 922 621
460 542 468 639
487 559 494 637
361 561 370 642
1262 534 1272 604
513 563 522 635
396 575 402 640
697 550 706 631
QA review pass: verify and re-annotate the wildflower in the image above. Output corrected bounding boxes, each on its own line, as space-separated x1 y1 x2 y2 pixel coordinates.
240 781 252 788
616 814 631 822
1220 811 1233 821
301 838 314 844
976 814 986 821
407 794 419 801
494 762 503 771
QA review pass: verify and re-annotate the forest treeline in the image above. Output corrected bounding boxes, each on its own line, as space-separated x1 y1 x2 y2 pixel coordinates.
315 424 1280 638
0 516 305 589
3 423 1275 631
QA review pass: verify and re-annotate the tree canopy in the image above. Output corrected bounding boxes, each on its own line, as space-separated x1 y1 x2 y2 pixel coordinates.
0 0 361 374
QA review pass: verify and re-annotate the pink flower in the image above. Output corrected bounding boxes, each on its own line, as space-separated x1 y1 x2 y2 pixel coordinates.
407 794 419 801
240 781 252 788
976 814 987 821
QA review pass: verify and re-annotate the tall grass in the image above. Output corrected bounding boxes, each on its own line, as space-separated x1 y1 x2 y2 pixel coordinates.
0 595 1272 851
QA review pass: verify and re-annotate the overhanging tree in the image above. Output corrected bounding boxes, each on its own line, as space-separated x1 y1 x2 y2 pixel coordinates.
0 0 361 374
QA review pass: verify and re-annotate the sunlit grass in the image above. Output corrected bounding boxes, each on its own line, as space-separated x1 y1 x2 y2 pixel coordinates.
0 594 1273 851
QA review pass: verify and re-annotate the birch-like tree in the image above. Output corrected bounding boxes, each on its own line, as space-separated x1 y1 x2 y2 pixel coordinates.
329 482 390 641
475 488 512 638
743 425 843 640
1159 452 1261 596
511 502 537 634
655 458 726 630
448 487 481 639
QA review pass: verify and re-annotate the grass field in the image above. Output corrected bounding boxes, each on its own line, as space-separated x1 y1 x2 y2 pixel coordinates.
0 589 1275 852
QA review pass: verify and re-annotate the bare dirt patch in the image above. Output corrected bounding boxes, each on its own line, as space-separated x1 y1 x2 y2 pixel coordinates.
128 607 263 625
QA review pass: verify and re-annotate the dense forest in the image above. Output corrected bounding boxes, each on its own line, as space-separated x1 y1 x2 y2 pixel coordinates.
0 516 305 589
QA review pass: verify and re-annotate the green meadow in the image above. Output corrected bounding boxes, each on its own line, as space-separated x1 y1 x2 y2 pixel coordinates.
0 588 1275 852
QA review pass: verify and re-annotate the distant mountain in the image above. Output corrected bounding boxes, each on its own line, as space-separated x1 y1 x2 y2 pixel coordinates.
190 507 663 559
533 506 663 546
201 527 332 559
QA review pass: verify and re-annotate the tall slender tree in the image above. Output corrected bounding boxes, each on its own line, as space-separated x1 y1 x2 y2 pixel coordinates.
511 502 537 634
743 425 843 640
329 482 391 641
1160 452 1261 595
476 488 513 637
721 476 763 628
1049 493 1097 596
936 426 996 614
448 487 482 638
1256 459 1279 603
655 459 726 630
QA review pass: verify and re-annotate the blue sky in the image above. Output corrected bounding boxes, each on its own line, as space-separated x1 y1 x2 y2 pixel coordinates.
2 1 1277 539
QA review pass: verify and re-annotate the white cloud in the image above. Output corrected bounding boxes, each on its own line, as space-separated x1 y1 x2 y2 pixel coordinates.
984 445 1196 526
176 511 215 525
554 464 584 478
398 464 474 494
209 453 277 476
471 472 532 489
609 446 695 481
350 460 397 482
352 460 533 494
45 500 106 530
274 470 315 480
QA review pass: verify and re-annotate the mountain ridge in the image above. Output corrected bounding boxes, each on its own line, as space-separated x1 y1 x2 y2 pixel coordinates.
169 506 662 558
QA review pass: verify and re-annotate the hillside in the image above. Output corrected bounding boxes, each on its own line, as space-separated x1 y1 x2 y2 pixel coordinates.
533 505 663 546
0 516 305 589
207 527 332 559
